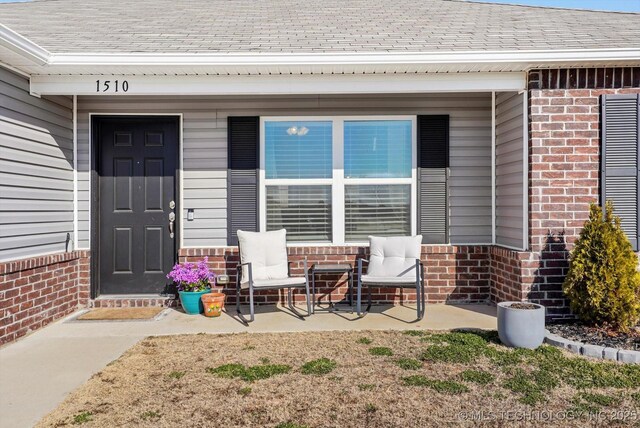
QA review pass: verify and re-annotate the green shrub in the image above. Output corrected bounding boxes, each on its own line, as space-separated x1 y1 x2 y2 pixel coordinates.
563 202 640 331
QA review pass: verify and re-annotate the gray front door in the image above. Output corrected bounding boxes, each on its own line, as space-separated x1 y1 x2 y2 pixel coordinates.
95 116 178 294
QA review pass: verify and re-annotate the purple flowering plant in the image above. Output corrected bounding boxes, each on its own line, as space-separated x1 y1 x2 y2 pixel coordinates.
167 257 216 292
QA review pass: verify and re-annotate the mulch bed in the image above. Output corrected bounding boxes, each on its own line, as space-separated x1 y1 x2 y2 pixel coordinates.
547 322 640 351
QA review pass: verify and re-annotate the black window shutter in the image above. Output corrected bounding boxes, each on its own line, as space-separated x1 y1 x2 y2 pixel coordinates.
227 116 259 246
601 94 640 251
417 115 449 244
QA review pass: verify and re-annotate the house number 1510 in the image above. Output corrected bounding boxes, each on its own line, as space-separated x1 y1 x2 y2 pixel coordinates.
95 80 129 93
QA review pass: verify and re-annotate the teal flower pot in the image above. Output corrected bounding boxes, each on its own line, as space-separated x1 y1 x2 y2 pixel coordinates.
179 289 211 315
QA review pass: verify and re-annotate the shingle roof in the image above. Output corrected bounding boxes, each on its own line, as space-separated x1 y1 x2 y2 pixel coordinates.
0 0 638 54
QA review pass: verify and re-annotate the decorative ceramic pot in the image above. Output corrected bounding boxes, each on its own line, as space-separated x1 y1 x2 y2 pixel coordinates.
497 302 546 349
178 289 211 315
202 292 226 317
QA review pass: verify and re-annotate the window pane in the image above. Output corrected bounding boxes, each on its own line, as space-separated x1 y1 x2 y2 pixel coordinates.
265 121 332 179
345 184 411 241
266 185 332 242
344 120 412 178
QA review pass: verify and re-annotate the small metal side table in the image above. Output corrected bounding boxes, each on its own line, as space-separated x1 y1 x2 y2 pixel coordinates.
310 263 354 314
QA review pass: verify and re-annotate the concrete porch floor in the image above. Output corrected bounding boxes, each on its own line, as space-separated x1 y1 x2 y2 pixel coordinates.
0 303 496 428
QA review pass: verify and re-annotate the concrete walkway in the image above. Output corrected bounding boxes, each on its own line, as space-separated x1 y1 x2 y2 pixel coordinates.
0 303 496 428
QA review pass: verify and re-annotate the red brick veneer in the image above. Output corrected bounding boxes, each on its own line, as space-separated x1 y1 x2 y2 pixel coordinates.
0 251 90 345
513 68 640 319
179 245 491 305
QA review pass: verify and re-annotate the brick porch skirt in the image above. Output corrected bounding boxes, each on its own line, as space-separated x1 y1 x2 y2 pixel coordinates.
0 251 90 346
0 244 570 346
179 245 491 305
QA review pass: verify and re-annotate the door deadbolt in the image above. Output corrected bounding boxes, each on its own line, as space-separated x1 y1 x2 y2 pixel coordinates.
169 200 176 209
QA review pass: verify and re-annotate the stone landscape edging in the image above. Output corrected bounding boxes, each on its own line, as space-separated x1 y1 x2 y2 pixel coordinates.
544 330 640 364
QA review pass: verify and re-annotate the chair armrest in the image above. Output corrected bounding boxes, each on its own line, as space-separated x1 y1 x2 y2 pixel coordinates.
236 262 253 284
357 258 369 279
285 259 308 278
236 262 252 273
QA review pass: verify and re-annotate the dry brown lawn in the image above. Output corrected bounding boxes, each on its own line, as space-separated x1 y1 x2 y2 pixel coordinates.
37 330 640 428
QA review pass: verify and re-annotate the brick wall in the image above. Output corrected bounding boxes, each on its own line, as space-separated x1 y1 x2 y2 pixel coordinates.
489 246 525 302
0 251 90 345
179 245 491 305
521 68 640 319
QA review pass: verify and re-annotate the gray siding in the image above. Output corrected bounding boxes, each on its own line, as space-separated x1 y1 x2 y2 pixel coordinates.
77 93 492 248
0 67 74 261
495 92 525 249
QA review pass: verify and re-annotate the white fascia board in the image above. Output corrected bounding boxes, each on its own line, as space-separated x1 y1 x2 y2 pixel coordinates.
47 48 640 66
30 72 526 95
0 24 50 66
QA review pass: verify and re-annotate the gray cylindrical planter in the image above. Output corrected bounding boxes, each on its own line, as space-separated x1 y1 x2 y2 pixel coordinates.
497 302 546 349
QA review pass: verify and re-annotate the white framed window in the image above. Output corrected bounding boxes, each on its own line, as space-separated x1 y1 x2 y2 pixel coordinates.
260 116 417 244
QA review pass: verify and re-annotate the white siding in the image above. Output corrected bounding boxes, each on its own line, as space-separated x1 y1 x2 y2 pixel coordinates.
0 67 74 261
77 93 492 248
495 91 525 249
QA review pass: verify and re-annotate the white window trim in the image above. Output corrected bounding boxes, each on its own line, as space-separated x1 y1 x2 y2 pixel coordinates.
259 115 417 245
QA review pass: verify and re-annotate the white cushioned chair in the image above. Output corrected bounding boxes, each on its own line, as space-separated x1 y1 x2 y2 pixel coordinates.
357 235 425 321
236 229 311 323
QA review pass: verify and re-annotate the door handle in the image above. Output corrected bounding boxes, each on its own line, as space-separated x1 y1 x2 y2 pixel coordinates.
169 212 176 239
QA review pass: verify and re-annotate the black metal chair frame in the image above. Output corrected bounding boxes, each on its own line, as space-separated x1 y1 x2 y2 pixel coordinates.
235 254 311 324
356 258 426 322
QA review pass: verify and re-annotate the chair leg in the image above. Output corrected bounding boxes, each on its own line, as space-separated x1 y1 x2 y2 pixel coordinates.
415 279 422 322
305 281 312 316
420 268 426 320
348 270 354 308
357 281 372 317
357 260 369 317
285 287 306 320
248 286 255 323
311 270 316 314
356 277 363 316
236 280 254 325
236 279 241 317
